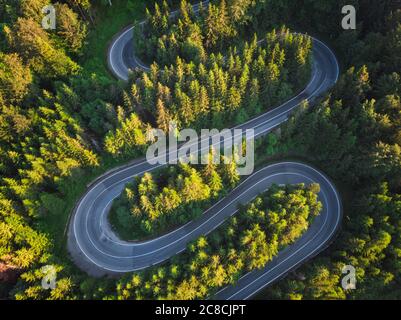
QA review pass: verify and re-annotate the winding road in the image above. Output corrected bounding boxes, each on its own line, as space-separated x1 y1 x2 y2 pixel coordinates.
67 1 342 300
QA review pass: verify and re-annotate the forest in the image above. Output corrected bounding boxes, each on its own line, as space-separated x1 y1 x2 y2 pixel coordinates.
257 1 401 299
110 154 241 240
0 0 400 300
108 183 322 300
126 28 311 132
135 0 249 65
130 0 312 131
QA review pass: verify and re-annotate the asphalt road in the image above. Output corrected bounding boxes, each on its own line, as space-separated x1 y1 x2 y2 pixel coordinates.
68 2 341 300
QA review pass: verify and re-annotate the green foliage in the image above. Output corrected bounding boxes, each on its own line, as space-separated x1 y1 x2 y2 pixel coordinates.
109 155 240 240
0 195 50 269
4 17 79 78
104 113 149 157
12 264 76 300
130 26 311 132
108 183 321 300
0 0 104 299
0 52 32 103
55 3 88 54
266 11 401 299
2 0 401 302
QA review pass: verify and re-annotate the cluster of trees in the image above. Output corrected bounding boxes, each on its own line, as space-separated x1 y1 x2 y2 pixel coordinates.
267 183 401 300
260 4 401 300
0 0 158 300
2 0 401 301
0 0 100 269
0 0 266 298
135 0 256 65
0 0 117 299
104 112 150 157
1 1 141 137
2 0 86 79
110 154 240 239
107 183 321 299
129 28 312 133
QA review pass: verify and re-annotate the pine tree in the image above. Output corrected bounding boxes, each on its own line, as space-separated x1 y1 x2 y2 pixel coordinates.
0 53 32 103
156 98 171 133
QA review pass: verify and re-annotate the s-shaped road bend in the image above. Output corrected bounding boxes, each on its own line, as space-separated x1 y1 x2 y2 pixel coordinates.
68 3 342 300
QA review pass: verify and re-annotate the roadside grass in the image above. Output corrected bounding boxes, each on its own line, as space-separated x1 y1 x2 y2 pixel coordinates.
80 0 147 79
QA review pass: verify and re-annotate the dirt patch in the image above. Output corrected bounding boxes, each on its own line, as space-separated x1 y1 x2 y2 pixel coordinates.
0 262 21 283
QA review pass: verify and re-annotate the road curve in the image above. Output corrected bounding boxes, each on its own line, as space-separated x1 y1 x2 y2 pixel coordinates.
68 2 342 300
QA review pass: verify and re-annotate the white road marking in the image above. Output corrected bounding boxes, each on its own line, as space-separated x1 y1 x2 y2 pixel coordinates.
70 0 341 299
